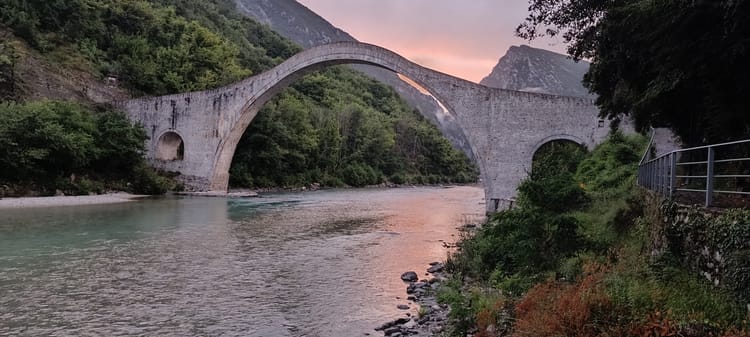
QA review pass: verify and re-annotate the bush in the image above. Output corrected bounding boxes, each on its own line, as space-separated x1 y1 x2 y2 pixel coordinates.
389 172 406 185
0 100 175 195
342 163 380 187
129 164 171 195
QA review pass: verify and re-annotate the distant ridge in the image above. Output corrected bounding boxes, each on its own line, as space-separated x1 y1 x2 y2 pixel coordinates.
480 45 593 98
234 0 353 48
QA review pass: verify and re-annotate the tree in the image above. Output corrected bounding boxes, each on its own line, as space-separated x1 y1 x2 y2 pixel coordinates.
518 0 750 146
0 41 17 101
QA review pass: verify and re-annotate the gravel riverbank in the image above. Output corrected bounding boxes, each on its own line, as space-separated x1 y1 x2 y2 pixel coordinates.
374 263 452 337
0 193 148 209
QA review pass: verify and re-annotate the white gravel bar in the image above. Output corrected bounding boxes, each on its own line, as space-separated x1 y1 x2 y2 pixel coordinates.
0 193 148 209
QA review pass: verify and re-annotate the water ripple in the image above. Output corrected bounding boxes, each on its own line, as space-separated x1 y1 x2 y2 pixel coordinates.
0 187 484 336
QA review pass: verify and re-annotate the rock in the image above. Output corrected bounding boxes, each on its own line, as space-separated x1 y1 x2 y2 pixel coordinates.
55 189 65 196
403 319 417 329
400 271 418 282
407 295 416 301
384 326 401 336
395 318 410 325
431 305 441 311
375 318 410 331
427 264 444 273
429 261 441 266
397 304 410 310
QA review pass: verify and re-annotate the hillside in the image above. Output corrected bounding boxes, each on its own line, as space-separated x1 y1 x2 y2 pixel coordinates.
0 0 476 194
0 28 127 104
481 45 592 98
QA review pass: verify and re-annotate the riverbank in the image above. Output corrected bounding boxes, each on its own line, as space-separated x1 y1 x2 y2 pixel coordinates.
375 264 452 337
0 193 149 209
247 182 480 195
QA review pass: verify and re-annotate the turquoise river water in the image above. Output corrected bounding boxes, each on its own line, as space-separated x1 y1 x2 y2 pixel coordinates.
0 186 484 336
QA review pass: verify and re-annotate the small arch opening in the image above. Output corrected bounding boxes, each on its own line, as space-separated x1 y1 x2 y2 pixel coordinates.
531 139 588 178
156 131 184 161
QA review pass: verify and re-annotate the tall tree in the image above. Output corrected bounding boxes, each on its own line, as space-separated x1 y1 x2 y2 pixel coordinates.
518 0 750 145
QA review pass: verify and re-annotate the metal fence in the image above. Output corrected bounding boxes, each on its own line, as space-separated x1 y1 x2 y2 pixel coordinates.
638 137 750 207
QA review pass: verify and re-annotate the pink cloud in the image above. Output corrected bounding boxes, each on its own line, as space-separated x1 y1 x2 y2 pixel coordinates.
298 0 567 82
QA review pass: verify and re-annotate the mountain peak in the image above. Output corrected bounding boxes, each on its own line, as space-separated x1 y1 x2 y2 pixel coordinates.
480 45 592 98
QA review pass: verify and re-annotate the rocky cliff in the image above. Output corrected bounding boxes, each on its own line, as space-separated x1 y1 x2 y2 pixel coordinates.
481 45 592 98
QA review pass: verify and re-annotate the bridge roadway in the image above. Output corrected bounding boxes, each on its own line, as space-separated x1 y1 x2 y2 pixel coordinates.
121 42 615 212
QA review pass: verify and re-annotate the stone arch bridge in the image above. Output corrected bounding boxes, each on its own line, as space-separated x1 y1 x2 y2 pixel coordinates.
121 42 612 212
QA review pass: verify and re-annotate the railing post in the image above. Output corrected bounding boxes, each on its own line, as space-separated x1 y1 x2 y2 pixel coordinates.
650 161 655 190
661 157 667 196
658 157 664 196
705 147 715 207
669 153 677 199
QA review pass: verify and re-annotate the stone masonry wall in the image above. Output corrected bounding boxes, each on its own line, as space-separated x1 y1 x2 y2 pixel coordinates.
648 192 750 308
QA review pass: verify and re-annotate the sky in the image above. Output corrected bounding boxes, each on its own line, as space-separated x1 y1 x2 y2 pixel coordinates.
296 0 568 83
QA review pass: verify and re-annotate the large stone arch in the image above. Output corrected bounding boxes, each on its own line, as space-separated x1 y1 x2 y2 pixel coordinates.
209 43 486 191
121 42 618 212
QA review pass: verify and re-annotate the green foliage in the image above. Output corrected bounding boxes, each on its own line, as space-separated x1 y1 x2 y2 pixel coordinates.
447 140 589 281
0 41 18 101
604 245 747 326
436 277 483 336
576 132 648 198
661 204 750 304
0 0 477 190
518 141 589 212
229 67 477 189
0 100 97 181
152 0 300 70
0 100 171 195
0 0 257 95
518 0 750 145
442 129 747 334
573 132 649 247
129 163 172 195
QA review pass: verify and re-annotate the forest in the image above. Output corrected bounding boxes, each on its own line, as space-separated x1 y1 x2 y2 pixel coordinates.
0 0 476 195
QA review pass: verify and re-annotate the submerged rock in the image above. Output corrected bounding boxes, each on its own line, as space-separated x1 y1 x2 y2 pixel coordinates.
427 264 444 274
400 271 418 282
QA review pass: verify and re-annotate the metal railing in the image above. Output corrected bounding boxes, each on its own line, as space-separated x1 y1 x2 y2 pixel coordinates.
638 138 750 207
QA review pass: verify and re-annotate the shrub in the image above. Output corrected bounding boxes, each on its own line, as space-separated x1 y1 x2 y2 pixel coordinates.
513 265 613 337
389 172 406 185
129 164 171 195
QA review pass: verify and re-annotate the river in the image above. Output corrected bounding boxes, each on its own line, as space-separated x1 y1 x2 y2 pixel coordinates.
0 186 484 336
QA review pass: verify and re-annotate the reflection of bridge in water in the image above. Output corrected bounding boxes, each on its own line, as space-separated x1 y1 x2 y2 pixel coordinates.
121 42 616 212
